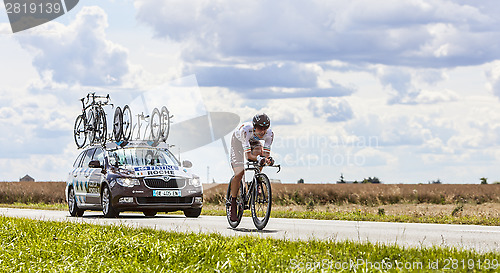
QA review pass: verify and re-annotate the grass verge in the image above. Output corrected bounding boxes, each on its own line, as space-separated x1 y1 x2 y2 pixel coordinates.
0 216 499 272
1 202 499 226
0 202 67 211
200 204 500 226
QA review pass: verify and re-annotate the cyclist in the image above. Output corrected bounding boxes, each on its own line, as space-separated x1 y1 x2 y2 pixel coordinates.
229 113 274 222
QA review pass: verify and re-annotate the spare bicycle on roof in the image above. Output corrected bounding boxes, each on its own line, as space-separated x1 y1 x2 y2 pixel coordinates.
73 92 172 148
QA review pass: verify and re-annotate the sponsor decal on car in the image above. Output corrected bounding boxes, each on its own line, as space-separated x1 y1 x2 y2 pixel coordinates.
134 165 179 176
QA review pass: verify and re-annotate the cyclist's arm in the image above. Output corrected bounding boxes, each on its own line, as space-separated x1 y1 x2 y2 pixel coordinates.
245 151 260 162
241 128 260 161
263 130 274 158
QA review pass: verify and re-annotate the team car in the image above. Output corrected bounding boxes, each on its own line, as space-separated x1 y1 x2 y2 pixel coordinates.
65 141 203 218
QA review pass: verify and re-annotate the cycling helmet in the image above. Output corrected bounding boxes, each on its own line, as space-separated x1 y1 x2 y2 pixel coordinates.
252 113 270 130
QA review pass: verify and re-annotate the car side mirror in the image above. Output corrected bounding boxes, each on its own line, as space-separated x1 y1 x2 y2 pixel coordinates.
182 160 193 168
89 160 102 169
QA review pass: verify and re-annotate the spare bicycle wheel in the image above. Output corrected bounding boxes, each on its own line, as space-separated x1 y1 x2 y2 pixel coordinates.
74 115 86 148
150 108 161 142
160 106 170 142
113 106 123 141
122 105 132 141
96 107 107 144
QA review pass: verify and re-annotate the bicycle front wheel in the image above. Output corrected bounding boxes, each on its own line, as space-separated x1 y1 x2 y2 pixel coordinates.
251 173 272 230
74 115 86 148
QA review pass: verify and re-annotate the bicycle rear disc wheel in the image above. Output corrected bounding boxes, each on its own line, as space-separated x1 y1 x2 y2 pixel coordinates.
113 106 123 141
74 115 86 148
226 176 244 228
96 107 107 144
122 105 132 141
251 174 272 230
87 110 96 144
160 106 170 142
150 108 161 142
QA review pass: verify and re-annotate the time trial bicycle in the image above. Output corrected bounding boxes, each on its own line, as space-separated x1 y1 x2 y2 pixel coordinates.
74 93 111 148
226 161 281 230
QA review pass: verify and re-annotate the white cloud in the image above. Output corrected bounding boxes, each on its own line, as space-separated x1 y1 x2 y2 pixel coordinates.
355 147 398 167
0 90 75 159
347 114 433 146
416 69 447 85
135 0 500 67
0 23 10 34
308 98 353 122
190 62 317 88
376 66 457 104
414 89 458 104
486 60 500 98
261 100 304 125
377 66 418 104
15 6 130 86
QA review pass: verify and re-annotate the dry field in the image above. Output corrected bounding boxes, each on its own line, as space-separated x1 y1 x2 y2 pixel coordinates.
1 182 499 224
0 182 66 204
2 182 499 208
204 183 500 205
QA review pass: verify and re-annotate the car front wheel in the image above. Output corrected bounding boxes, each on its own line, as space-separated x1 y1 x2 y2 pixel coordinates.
68 187 84 217
143 210 157 217
102 185 119 218
184 208 202 218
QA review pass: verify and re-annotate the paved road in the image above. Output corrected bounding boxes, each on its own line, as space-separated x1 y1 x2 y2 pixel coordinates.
1 208 499 253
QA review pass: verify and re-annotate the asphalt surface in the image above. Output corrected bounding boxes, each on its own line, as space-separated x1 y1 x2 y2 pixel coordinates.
1 207 499 253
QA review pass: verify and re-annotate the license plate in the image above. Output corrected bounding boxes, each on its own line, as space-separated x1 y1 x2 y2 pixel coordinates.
152 190 181 197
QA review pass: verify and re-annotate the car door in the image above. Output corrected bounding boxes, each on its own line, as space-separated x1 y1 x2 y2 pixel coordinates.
76 148 95 207
68 150 85 198
86 147 105 205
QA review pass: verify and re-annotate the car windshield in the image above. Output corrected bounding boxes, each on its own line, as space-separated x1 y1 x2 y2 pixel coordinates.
108 148 180 167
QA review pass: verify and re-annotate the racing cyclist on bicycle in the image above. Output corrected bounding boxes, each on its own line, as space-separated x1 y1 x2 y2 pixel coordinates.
229 113 274 222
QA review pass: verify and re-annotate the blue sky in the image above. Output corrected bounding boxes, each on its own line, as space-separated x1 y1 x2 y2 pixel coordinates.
1 0 500 183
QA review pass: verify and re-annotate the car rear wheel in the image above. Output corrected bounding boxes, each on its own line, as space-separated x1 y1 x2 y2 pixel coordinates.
143 210 157 217
68 187 84 217
102 185 119 218
184 208 202 218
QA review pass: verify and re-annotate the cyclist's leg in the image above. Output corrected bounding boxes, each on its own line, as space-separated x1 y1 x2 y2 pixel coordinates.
229 135 244 222
230 166 244 198
230 135 245 198
229 165 243 222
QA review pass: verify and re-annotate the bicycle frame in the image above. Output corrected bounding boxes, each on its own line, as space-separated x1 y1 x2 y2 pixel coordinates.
80 93 111 113
240 162 281 209
130 108 170 142
226 161 280 230
77 92 112 146
132 113 151 140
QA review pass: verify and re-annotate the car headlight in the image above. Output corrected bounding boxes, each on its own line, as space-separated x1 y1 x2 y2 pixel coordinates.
190 177 201 187
116 178 140 187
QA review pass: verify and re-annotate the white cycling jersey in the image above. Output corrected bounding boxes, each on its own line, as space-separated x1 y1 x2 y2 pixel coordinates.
233 122 274 154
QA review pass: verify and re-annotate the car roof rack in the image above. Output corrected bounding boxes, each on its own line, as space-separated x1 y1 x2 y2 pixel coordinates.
104 140 174 151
